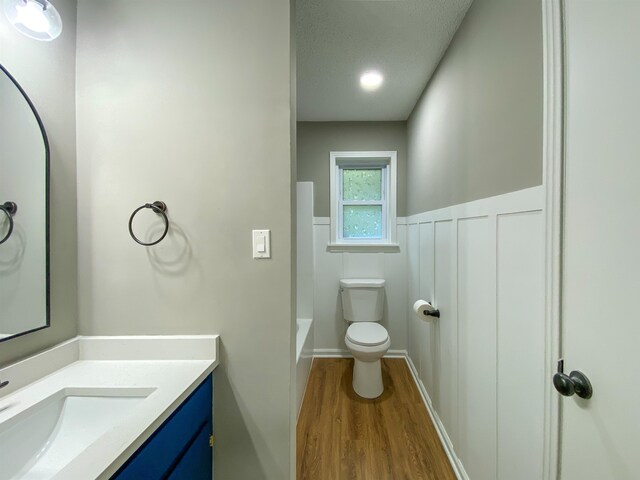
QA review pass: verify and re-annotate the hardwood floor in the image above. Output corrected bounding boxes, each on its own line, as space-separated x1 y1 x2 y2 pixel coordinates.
297 358 456 480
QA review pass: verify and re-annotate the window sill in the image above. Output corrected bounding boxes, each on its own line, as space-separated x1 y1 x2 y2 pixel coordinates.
326 242 400 253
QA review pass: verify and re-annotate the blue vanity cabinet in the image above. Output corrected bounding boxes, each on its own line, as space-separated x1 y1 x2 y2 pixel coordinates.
113 375 213 480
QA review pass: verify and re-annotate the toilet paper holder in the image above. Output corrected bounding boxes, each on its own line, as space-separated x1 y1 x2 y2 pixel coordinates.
414 299 441 319
424 303 440 318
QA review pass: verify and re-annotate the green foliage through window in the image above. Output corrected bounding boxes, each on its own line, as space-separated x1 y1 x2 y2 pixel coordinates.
342 169 382 201
343 205 383 239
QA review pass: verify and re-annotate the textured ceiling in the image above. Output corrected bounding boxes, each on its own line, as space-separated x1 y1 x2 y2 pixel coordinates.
296 0 473 121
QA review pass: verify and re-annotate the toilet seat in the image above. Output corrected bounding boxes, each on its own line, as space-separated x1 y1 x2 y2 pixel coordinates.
346 323 389 347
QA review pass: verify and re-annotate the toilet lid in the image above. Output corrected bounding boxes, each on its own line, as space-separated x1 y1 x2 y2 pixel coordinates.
346 323 389 346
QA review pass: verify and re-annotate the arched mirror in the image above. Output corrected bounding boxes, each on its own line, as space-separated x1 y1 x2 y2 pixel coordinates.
0 63 50 341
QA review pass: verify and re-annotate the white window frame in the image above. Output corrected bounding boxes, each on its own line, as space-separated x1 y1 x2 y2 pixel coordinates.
329 151 398 251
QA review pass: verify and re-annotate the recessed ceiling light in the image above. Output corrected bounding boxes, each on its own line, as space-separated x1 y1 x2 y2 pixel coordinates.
360 70 383 92
3 0 63 42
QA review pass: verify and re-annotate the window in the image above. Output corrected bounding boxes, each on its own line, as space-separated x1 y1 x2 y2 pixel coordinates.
329 151 397 250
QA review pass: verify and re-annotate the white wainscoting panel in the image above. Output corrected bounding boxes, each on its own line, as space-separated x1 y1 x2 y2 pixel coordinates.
496 211 545 480
343 252 385 279
418 222 435 397
457 216 497 480
312 224 345 350
312 221 408 353
406 186 545 480
407 224 421 363
383 225 409 353
433 220 458 449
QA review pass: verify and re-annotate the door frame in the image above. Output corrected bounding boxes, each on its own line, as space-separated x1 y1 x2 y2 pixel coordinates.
542 1 564 479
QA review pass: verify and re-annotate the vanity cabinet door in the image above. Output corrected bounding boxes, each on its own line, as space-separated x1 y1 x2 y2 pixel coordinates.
113 375 213 479
167 418 213 479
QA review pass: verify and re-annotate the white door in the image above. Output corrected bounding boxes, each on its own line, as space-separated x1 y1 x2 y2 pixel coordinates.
560 1 640 479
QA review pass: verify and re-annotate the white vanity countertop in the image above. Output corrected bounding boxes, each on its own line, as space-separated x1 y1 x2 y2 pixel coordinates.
0 335 220 479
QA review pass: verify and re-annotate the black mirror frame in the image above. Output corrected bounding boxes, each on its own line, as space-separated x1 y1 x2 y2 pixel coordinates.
0 63 51 342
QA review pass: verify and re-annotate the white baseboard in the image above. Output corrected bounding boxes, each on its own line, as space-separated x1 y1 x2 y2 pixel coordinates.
313 348 351 358
312 349 408 359
403 354 468 480
384 349 408 358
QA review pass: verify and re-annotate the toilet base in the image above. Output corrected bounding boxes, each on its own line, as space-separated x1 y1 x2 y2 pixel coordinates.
352 358 383 399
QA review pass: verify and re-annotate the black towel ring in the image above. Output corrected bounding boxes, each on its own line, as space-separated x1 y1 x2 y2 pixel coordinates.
0 202 17 245
128 201 169 246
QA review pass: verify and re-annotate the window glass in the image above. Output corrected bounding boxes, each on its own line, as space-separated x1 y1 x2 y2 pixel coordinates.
343 205 383 239
330 151 396 245
342 168 382 201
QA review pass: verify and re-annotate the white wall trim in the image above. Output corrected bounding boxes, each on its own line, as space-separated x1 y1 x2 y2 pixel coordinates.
406 186 544 225
321 188 544 228
325 243 400 253
312 349 407 358
405 185 545 479
313 349 351 358
542 1 564 478
383 349 408 359
315 216 408 226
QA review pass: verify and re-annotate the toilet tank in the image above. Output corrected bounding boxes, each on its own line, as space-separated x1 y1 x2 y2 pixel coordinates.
340 279 385 322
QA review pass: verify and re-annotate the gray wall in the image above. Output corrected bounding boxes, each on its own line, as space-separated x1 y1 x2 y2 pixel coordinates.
407 0 542 214
0 0 78 365
75 1 294 478
297 121 407 217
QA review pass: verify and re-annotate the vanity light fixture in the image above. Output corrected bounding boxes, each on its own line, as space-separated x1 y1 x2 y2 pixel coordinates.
360 70 384 92
3 0 62 41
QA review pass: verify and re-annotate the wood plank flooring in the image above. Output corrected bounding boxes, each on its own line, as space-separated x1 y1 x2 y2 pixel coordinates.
297 358 456 480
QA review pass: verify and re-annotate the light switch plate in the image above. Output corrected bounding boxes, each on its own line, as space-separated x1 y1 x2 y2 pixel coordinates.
252 229 271 259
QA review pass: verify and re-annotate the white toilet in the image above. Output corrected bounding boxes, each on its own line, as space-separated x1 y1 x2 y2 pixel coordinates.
340 278 390 399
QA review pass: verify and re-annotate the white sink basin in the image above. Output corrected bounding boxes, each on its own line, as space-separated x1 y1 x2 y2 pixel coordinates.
0 335 219 479
0 387 155 480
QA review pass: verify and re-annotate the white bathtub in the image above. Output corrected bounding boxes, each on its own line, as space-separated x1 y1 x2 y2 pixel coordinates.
296 318 313 420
